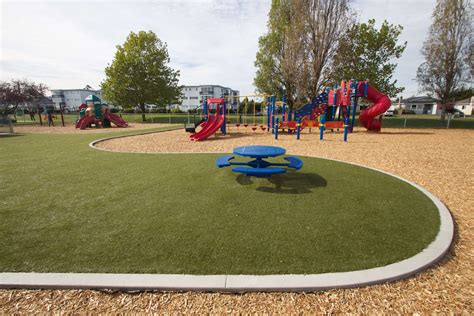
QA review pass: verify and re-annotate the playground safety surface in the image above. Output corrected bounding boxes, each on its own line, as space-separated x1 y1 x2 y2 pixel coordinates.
1 127 473 313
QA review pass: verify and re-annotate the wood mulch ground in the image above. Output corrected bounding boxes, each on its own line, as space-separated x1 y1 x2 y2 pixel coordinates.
1 127 473 313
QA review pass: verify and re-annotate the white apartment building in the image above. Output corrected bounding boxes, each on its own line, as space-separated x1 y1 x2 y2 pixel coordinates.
179 85 239 111
51 88 103 111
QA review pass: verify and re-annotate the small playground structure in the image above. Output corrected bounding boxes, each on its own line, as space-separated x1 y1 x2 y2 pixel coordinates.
189 98 226 141
216 145 303 177
187 80 391 142
75 95 128 130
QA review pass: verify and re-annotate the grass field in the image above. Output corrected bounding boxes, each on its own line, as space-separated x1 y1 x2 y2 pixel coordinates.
0 129 440 274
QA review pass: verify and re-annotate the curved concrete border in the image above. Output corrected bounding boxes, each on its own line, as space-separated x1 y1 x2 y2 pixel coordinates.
0 132 454 292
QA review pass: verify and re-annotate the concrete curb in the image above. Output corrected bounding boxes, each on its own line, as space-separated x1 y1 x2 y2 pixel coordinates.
0 136 454 292
88 126 181 152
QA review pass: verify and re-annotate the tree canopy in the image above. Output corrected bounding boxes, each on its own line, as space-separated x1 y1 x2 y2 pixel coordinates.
101 31 182 121
254 0 353 108
329 19 407 98
416 0 472 120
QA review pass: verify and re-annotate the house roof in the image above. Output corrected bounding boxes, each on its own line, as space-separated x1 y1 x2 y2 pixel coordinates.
403 96 438 103
455 97 473 105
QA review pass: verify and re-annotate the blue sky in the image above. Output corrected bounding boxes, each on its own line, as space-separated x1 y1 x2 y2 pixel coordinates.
1 0 435 97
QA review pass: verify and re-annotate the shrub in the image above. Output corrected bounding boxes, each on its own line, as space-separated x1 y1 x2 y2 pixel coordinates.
171 107 183 113
402 109 416 115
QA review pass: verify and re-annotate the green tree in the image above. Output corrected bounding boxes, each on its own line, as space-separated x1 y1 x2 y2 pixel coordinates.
329 19 407 98
101 31 182 122
416 0 472 121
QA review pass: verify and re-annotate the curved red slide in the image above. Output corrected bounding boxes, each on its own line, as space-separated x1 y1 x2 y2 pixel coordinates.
76 116 95 129
190 115 216 140
190 114 224 141
359 85 391 132
104 112 128 127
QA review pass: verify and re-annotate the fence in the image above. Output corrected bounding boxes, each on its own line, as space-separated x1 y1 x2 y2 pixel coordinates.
10 111 474 129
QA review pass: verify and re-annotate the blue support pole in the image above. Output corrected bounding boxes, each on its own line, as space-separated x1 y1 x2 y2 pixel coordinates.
203 98 208 121
319 112 326 140
271 96 276 134
220 99 226 135
330 105 336 131
275 117 279 140
350 80 357 132
296 117 301 140
343 115 349 142
267 96 271 130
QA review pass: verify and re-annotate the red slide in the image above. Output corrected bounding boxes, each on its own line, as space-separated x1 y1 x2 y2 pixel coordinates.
104 112 128 127
190 113 224 141
76 116 95 130
359 84 391 132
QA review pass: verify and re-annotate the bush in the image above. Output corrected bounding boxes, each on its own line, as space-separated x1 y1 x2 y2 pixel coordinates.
171 108 183 114
122 108 135 113
402 109 416 115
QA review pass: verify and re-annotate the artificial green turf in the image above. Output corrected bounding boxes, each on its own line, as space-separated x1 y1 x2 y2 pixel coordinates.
0 129 440 274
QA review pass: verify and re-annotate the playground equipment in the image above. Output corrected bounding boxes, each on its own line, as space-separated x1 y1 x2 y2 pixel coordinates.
187 81 389 142
270 80 391 141
228 94 268 131
75 95 128 130
189 97 226 141
216 145 303 177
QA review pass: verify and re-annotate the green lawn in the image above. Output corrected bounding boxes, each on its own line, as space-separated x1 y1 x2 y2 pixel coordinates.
0 129 440 274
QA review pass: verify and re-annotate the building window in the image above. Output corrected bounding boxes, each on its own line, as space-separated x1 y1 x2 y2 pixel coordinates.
411 105 417 109
201 87 213 94
462 106 466 109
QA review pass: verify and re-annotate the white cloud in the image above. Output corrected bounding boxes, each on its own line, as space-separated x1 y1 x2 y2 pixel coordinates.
1 0 436 97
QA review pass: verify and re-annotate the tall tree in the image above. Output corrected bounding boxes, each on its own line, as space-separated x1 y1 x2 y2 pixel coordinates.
329 19 407 98
416 0 472 121
102 31 182 122
302 0 354 98
254 0 353 109
0 79 48 117
254 0 293 102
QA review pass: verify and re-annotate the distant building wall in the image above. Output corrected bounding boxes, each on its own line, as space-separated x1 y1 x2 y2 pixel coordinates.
51 89 103 110
179 85 239 111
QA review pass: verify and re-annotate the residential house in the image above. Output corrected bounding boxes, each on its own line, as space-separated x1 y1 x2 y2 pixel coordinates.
401 96 438 115
453 96 473 116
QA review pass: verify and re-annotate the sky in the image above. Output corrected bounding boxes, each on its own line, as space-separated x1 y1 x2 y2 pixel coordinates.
0 0 435 98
